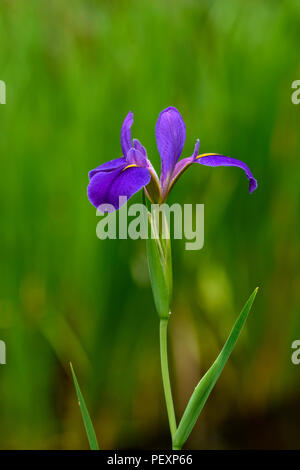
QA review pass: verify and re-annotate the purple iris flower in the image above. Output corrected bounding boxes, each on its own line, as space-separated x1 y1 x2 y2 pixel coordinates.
87 107 257 211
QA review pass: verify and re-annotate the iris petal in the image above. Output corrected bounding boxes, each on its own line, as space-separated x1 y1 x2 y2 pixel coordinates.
88 157 126 180
170 140 200 182
165 140 200 196
155 107 186 188
120 111 133 157
168 146 257 196
196 154 257 193
126 148 148 167
87 166 151 211
133 138 147 157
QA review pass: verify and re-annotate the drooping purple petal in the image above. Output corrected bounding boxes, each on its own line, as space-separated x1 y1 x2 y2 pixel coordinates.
88 157 126 180
196 154 257 193
120 112 133 157
156 107 186 188
87 166 151 211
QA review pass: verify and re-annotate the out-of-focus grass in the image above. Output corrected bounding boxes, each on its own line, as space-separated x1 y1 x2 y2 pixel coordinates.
0 0 299 449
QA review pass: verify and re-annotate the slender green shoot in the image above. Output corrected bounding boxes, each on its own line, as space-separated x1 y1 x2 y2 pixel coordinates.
70 362 99 450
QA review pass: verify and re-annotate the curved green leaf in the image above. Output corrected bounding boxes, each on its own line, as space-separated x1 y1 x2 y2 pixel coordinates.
173 287 259 450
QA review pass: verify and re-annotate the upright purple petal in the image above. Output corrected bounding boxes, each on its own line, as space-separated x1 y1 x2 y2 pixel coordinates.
163 139 200 198
87 166 151 211
170 140 200 182
156 107 186 188
133 138 147 157
126 148 148 167
88 157 126 180
196 154 257 193
120 112 133 156
191 139 200 160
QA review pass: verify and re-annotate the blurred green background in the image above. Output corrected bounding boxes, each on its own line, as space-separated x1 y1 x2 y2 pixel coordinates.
0 0 299 449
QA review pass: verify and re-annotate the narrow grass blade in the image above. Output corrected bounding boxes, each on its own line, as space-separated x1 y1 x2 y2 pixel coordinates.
173 287 259 450
70 362 99 450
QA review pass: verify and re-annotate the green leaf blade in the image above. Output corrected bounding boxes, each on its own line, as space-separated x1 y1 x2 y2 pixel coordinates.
173 287 259 450
70 362 99 450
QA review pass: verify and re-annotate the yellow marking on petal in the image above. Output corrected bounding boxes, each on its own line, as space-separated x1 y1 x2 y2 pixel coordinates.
122 164 138 171
196 153 217 159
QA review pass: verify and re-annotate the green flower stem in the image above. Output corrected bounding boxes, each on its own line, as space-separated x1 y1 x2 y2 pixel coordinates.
159 318 177 441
